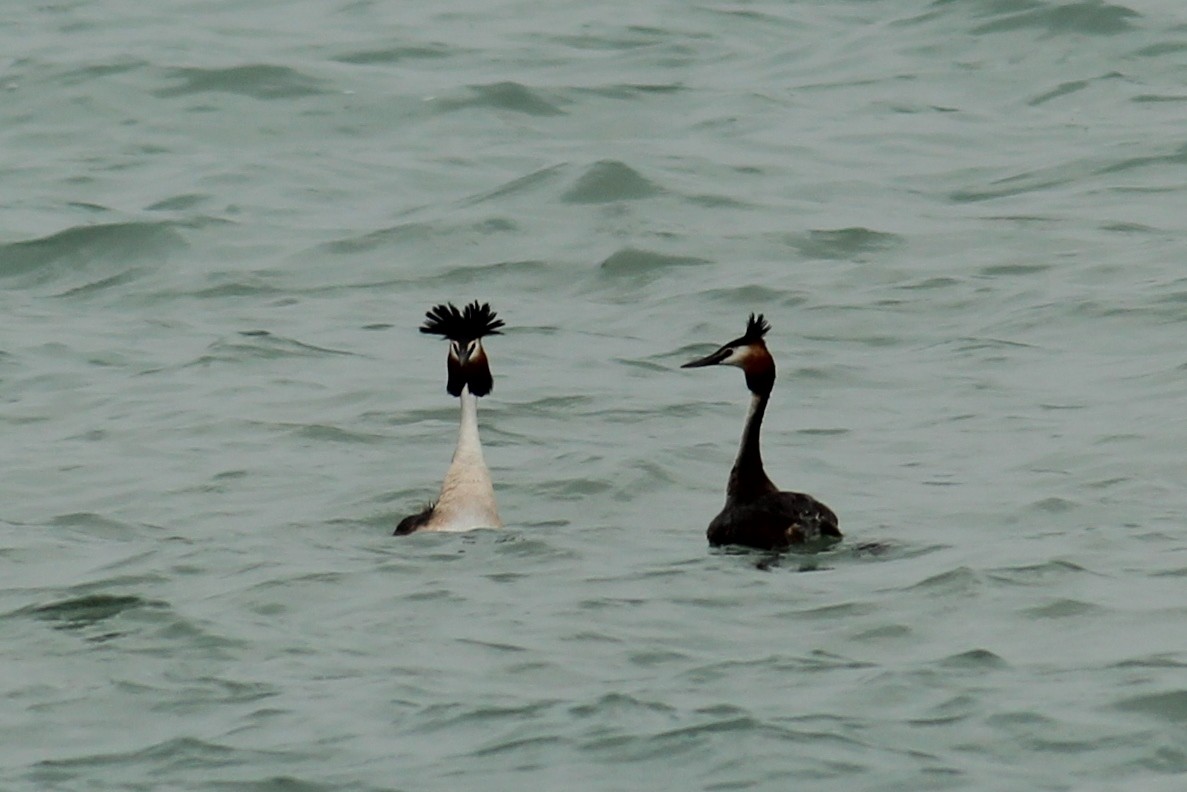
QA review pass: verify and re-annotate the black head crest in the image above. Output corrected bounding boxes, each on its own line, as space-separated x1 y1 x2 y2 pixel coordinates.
742 313 770 343
420 301 505 341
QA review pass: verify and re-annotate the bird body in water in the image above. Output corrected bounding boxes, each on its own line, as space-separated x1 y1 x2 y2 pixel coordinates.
395 302 504 536
682 314 841 551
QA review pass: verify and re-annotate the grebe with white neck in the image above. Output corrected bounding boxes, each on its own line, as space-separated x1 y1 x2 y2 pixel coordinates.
682 314 841 551
395 301 504 535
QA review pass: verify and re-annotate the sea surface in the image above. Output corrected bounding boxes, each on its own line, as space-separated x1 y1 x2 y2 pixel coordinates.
2 1 1186 789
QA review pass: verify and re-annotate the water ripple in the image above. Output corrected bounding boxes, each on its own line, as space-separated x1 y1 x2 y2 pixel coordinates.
435 81 566 116
562 160 662 203
598 248 711 281
331 44 452 65
188 331 355 366
781 228 903 260
0 221 184 290
155 65 328 99
21 594 160 630
967 0 1140 36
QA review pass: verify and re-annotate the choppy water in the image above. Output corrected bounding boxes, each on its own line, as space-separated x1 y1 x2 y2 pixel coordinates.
3 1 1187 789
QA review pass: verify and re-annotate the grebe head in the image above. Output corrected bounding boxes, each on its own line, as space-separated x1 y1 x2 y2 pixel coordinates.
420 301 505 397
681 313 776 395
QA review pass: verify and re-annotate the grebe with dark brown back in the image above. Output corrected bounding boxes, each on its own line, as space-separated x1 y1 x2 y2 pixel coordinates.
395 301 504 535
682 314 841 551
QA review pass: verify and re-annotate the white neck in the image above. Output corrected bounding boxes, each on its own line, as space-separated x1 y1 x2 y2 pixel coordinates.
425 386 502 530
453 388 486 466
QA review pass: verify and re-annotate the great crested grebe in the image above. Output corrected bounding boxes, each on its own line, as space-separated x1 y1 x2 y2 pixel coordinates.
682 314 841 551
395 301 505 535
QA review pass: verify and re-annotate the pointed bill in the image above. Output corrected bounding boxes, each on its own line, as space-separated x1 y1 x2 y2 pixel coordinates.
682 347 731 368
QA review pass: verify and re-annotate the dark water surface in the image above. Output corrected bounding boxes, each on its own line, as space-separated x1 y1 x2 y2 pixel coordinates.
3 1 1186 789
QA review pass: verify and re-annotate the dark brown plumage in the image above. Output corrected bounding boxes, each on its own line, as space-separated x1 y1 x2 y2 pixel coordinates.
394 502 435 535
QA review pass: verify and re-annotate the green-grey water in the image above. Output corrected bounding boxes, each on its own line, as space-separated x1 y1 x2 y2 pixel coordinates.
3 1 1186 789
